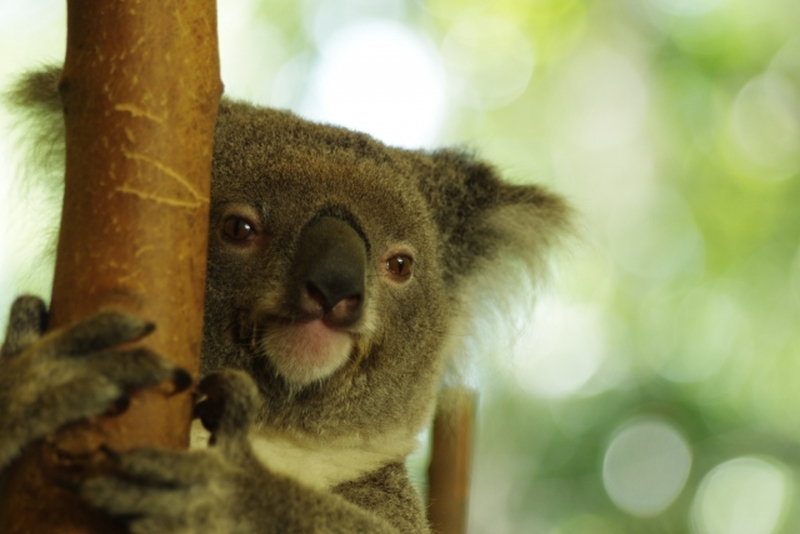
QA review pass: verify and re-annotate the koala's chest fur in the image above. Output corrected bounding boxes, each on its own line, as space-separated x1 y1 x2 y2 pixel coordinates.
190 420 416 490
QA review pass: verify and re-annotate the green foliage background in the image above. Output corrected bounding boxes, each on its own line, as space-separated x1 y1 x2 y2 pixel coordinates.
1 0 799 532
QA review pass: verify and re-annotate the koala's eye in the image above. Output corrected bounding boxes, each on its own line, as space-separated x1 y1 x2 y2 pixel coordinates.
386 254 414 281
222 216 256 242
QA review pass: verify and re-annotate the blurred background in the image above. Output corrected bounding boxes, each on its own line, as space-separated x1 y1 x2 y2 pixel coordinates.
2 0 800 532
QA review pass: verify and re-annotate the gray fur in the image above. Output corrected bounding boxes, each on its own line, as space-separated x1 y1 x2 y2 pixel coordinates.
0 295 186 470
0 67 570 533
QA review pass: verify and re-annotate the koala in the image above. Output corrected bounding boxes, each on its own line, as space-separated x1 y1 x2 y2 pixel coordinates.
0 68 570 533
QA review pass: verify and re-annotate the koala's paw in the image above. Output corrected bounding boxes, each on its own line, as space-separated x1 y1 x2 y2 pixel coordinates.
80 370 266 534
0 295 191 469
194 369 261 447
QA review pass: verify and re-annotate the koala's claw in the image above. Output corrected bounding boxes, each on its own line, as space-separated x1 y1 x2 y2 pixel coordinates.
106 394 132 416
100 443 124 464
52 474 82 493
194 370 260 441
171 368 193 394
1 295 48 358
81 448 222 515
54 310 155 357
79 442 267 533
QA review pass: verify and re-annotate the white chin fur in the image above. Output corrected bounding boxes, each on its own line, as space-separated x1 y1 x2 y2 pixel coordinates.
261 320 353 386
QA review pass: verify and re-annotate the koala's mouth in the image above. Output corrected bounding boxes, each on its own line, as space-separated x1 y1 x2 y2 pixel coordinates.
258 317 354 387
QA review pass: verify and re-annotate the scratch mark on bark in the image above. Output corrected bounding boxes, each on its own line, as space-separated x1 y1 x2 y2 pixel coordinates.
115 103 166 124
135 245 156 258
121 149 208 202
116 185 206 208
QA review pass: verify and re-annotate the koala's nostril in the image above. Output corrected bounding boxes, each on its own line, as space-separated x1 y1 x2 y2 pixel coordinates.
327 293 362 328
301 283 326 314
302 281 363 328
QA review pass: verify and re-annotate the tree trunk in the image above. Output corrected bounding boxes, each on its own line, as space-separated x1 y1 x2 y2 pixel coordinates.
0 0 221 531
428 387 477 534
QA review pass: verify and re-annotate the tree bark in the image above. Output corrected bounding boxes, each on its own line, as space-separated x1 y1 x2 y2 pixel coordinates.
0 0 221 531
427 387 477 534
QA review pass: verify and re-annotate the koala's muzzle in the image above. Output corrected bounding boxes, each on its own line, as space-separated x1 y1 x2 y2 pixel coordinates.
290 216 366 328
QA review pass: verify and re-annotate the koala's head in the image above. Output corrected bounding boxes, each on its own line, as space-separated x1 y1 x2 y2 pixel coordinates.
201 99 569 444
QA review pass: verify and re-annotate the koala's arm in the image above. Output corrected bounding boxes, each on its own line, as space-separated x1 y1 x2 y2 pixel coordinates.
0 296 188 471
79 370 427 534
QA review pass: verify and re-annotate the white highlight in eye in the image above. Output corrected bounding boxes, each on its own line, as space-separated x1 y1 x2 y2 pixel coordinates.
602 418 692 517
301 18 446 148
691 457 792 534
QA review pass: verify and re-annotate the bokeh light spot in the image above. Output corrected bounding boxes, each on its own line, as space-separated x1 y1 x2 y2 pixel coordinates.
647 0 724 17
645 285 752 383
791 245 800 310
218 0 286 104
691 457 791 534
304 0 406 46
607 187 705 282
550 514 618 534
302 19 446 148
730 73 800 182
551 45 647 149
441 15 534 109
511 300 605 398
603 418 692 517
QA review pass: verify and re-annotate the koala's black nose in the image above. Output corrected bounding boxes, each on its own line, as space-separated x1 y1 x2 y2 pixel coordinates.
291 216 366 328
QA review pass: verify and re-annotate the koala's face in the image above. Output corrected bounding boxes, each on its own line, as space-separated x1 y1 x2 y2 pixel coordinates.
201 101 450 439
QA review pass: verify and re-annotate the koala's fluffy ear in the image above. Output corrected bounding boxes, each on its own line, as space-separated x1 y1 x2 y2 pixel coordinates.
416 149 571 290
5 66 65 190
